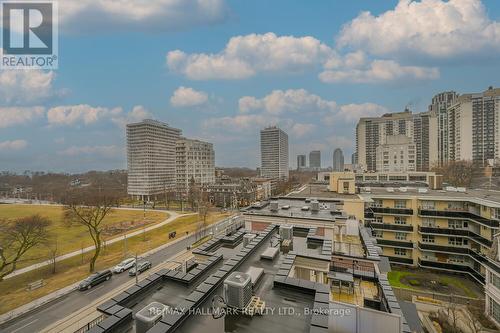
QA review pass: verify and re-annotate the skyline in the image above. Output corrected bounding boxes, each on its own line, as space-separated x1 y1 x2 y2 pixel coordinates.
1 0 500 172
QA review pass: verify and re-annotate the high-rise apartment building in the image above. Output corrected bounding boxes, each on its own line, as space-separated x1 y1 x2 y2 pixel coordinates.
309 150 321 169
356 110 436 172
332 148 344 172
176 138 215 193
297 154 306 170
375 135 416 172
429 87 500 166
127 119 181 199
260 126 289 179
428 91 459 165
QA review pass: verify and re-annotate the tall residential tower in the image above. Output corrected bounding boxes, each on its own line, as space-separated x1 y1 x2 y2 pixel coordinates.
127 119 181 200
260 126 289 179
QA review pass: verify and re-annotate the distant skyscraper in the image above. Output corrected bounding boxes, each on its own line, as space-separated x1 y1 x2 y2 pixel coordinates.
356 109 436 172
127 119 181 199
428 91 459 166
309 150 321 169
333 148 344 172
176 138 215 193
297 154 306 170
260 126 289 179
351 152 357 164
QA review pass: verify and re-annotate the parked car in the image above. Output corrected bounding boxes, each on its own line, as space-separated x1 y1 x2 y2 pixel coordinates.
113 258 136 273
128 261 152 276
79 270 112 290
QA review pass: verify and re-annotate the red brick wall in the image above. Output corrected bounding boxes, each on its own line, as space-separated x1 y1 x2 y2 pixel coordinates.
251 221 270 232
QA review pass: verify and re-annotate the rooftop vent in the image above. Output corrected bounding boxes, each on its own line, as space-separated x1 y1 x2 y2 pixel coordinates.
224 272 252 310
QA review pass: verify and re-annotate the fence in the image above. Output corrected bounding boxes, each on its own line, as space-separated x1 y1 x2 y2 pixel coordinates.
73 314 104 333
392 286 485 308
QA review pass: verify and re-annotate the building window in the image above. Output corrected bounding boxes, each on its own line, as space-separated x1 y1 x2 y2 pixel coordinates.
490 271 500 290
421 201 435 209
448 237 466 246
374 216 383 223
395 232 407 240
448 220 465 229
394 248 407 256
372 199 383 208
422 218 435 227
422 235 435 243
373 230 383 238
395 200 407 209
395 216 407 225
489 297 500 324
448 255 465 264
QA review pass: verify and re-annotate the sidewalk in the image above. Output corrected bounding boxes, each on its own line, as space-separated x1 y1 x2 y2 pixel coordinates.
5 210 196 279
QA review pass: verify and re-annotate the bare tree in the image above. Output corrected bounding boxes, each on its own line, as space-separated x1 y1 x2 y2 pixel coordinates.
0 214 51 281
47 236 59 274
63 190 117 272
432 160 475 187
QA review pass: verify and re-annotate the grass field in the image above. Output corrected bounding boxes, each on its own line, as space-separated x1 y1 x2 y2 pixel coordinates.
387 269 481 298
0 204 169 268
0 211 229 314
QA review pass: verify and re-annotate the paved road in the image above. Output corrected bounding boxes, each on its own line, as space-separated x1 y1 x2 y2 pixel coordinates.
0 216 237 333
5 209 195 279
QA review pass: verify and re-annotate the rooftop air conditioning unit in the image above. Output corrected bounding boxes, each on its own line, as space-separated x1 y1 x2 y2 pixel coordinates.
270 201 279 212
399 187 407 192
457 187 466 193
279 224 293 241
224 272 252 310
135 302 168 333
418 188 428 193
243 233 257 247
311 200 320 212
386 187 394 192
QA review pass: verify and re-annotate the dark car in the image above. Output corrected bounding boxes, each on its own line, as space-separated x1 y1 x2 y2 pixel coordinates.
128 261 152 276
78 270 112 290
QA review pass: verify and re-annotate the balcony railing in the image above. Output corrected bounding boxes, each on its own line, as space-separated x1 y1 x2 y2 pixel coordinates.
384 256 414 265
418 209 499 228
369 222 413 232
376 239 414 248
418 226 493 247
371 207 414 216
418 258 485 284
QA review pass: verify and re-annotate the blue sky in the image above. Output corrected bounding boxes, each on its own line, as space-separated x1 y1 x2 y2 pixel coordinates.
1 0 500 172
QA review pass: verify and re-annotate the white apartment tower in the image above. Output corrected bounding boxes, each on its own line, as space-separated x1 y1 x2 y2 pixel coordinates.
260 126 289 179
428 91 459 165
127 119 181 199
176 138 215 193
356 110 436 172
375 134 416 172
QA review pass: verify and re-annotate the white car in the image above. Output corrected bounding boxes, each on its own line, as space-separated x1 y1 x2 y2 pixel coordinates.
113 258 136 273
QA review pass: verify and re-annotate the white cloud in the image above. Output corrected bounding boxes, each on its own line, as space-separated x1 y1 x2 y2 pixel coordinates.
170 86 209 107
47 104 122 126
238 89 337 115
167 33 337 80
203 114 280 133
59 0 228 32
0 140 28 151
337 0 500 59
0 106 45 128
57 145 123 156
0 70 58 104
319 60 439 83
290 123 316 138
327 103 390 124
111 105 152 128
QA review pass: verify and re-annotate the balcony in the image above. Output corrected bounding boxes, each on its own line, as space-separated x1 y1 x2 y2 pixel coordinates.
371 207 414 216
376 239 414 248
384 256 414 265
418 209 499 228
418 226 492 247
369 222 413 232
418 258 485 284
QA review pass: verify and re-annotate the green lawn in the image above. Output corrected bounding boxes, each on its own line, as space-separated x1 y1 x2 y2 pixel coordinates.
387 270 413 288
0 211 230 314
0 204 168 267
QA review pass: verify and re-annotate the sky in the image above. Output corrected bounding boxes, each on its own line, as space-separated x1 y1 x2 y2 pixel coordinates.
1 0 500 173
